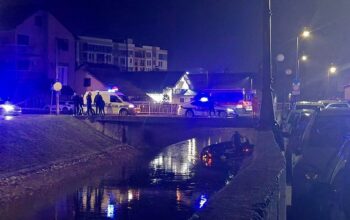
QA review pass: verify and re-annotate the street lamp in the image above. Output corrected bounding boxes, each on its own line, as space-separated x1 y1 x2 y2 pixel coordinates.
301 55 308 62
327 64 337 98
296 28 311 80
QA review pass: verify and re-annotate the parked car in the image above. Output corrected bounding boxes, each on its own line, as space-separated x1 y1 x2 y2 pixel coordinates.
44 101 74 114
325 102 350 109
282 109 314 136
178 99 237 118
83 90 140 115
295 101 324 111
292 109 350 218
0 101 22 116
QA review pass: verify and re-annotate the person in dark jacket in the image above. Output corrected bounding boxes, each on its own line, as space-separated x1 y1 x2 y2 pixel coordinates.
71 93 80 116
78 95 84 115
86 92 94 116
100 98 105 115
94 92 102 115
231 131 242 152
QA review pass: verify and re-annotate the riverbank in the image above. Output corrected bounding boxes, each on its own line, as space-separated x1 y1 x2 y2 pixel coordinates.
0 116 141 213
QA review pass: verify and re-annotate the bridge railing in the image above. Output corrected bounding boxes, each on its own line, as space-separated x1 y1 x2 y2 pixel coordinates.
133 102 179 115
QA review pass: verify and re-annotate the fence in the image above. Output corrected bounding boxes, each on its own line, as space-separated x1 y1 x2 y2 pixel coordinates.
134 102 179 115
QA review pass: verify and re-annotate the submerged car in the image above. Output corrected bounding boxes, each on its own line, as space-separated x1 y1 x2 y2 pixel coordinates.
179 99 237 118
0 101 22 116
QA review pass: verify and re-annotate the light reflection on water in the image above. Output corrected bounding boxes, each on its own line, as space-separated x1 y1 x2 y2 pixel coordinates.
27 136 233 220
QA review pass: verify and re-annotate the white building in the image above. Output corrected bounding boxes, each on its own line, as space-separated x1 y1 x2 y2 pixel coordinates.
77 37 168 72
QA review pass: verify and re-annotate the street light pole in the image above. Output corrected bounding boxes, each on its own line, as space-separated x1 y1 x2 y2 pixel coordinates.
259 0 275 130
296 36 300 81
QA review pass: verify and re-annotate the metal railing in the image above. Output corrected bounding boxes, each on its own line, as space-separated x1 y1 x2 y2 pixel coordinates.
133 102 179 115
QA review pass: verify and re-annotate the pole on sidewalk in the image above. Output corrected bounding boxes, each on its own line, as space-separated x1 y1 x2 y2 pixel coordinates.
259 0 275 130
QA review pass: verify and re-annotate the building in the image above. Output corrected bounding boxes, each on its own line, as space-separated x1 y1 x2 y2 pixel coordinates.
75 64 187 103
0 10 75 101
77 37 168 72
76 36 114 66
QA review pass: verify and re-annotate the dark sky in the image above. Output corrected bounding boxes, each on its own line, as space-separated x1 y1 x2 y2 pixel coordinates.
2 0 350 98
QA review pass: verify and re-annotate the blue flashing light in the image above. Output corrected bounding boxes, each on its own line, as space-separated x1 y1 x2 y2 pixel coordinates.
198 195 208 209
199 97 209 102
107 204 115 218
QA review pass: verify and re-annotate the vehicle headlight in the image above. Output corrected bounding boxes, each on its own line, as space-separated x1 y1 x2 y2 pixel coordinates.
3 104 14 112
128 104 135 108
227 108 234 112
236 104 243 109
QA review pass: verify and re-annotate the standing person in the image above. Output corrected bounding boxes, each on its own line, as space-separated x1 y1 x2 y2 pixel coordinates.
86 92 94 116
100 97 105 116
71 92 80 116
231 131 242 152
94 92 102 115
78 95 84 115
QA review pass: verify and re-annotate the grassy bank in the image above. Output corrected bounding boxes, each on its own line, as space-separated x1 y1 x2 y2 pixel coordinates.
0 115 122 175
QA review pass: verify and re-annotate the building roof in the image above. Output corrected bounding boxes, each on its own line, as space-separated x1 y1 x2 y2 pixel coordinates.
186 72 257 91
79 64 185 96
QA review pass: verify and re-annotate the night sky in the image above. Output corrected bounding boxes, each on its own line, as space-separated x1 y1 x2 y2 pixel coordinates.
1 0 350 98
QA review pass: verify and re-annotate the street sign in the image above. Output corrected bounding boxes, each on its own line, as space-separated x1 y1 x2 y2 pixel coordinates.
292 81 300 95
53 82 62 92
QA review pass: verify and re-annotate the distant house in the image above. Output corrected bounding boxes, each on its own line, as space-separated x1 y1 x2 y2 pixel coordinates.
186 72 257 91
0 10 75 102
75 64 192 103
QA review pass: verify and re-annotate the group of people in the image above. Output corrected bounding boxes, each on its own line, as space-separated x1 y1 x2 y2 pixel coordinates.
71 92 105 116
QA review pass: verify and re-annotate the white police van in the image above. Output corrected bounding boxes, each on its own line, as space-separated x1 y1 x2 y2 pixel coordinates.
83 90 139 115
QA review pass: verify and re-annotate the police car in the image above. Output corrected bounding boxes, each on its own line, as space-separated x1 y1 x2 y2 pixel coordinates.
178 97 237 118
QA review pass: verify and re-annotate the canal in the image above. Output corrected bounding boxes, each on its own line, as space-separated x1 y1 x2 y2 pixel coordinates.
5 136 242 220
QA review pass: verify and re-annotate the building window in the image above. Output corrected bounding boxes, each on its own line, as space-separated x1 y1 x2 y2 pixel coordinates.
56 38 69 51
57 65 68 85
146 52 152 58
17 35 29 45
147 60 152 66
106 55 112 64
83 78 91 87
82 53 88 60
88 53 95 62
180 98 185 103
140 60 145 66
129 58 133 64
17 60 30 70
159 54 167 60
96 54 104 63
159 61 163 67
35 16 43 27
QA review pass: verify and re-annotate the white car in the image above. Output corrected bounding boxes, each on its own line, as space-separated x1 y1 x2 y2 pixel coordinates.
178 100 237 118
0 101 22 116
44 101 74 114
325 102 350 109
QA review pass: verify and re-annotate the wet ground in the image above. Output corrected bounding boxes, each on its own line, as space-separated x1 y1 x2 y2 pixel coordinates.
3 136 243 220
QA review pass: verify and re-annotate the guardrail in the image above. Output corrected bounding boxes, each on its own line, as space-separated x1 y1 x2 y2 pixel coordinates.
133 102 179 115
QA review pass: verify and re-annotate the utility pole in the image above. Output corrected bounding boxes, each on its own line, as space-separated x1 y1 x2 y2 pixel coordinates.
259 0 275 130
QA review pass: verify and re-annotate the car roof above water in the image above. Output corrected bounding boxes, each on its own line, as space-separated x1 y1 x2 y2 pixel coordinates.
318 108 350 117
